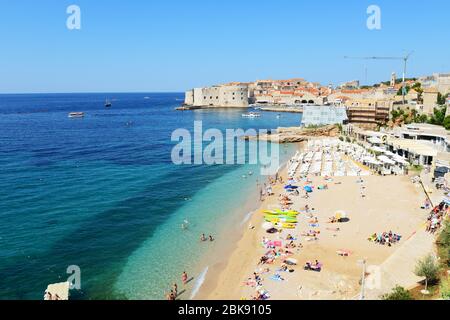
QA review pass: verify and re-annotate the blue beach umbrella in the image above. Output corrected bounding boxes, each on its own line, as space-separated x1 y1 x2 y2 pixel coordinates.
304 186 313 193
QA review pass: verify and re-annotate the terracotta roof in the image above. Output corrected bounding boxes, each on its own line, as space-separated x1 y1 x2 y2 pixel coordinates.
340 89 368 94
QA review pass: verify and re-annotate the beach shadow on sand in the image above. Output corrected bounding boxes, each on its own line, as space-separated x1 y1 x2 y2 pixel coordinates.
175 277 195 300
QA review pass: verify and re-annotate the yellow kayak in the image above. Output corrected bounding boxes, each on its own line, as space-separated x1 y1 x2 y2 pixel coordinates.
282 223 297 229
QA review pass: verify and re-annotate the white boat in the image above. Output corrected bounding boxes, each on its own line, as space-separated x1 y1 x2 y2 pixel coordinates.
68 112 84 118
242 112 261 118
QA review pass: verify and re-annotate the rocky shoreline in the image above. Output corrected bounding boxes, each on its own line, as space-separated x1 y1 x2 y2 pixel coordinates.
243 124 340 143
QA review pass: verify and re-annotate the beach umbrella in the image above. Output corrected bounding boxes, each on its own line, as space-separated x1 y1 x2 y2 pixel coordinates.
304 186 313 193
262 222 274 230
284 185 298 190
285 258 298 265
335 210 347 219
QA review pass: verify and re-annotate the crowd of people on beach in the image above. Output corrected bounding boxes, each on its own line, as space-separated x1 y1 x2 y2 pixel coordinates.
368 231 402 246
241 156 331 300
165 141 450 301
426 201 449 234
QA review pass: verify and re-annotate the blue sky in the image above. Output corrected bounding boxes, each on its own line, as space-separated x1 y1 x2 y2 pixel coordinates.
0 0 448 93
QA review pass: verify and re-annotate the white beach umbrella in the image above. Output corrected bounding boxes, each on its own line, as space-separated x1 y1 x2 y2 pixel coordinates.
262 222 274 230
285 258 298 265
335 210 347 219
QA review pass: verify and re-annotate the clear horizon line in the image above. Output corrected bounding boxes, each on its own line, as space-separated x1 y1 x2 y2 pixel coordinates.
0 90 185 95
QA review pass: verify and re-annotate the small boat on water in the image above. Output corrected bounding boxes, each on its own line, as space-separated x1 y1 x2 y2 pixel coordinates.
68 112 84 118
105 99 112 107
242 112 261 118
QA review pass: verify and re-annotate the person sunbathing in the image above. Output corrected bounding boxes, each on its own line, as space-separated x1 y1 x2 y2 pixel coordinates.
302 230 319 237
309 217 319 224
259 256 269 265
328 217 338 223
304 260 322 271
285 241 296 249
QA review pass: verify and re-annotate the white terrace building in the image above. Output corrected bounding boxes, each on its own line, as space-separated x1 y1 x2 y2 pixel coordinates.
347 123 450 167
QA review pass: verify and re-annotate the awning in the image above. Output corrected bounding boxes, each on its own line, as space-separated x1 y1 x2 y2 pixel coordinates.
383 150 397 157
362 156 382 165
378 155 396 165
371 146 386 153
368 137 383 144
392 154 409 165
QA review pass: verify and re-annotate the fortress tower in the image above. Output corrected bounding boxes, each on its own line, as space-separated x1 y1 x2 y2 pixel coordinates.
390 72 397 87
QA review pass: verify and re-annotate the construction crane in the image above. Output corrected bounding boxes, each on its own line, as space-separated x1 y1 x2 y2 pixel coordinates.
344 52 414 104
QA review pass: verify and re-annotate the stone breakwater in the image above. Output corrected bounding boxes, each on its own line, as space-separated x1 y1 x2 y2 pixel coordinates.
243 124 340 143
259 107 303 113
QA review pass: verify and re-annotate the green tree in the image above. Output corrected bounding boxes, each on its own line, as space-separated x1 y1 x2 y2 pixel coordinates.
437 93 448 106
381 286 414 300
437 221 450 267
391 109 399 120
414 254 440 291
428 106 446 125
416 114 429 123
412 82 424 102
397 85 411 96
440 277 450 300
444 116 450 131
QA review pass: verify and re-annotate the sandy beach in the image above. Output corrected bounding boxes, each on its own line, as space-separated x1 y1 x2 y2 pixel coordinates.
197 139 430 300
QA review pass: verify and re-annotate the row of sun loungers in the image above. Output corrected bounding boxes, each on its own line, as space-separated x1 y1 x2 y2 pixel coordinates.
288 139 376 177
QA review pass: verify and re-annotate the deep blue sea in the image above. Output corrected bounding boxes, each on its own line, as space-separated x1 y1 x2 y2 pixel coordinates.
0 93 302 300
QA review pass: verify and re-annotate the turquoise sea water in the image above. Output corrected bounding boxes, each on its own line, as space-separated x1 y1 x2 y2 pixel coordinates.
0 93 301 299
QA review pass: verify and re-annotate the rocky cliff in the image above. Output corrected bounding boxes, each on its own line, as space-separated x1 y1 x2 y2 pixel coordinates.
244 124 340 143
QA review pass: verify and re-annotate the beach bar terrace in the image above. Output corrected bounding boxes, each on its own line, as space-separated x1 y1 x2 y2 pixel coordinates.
385 137 438 166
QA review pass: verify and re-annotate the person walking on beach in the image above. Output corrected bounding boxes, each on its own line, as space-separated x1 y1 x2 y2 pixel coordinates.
166 290 176 300
182 271 188 285
172 283 178 297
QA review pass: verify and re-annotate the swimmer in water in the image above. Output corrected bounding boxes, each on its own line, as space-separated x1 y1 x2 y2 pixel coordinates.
200 233 207 242
209 235 214 242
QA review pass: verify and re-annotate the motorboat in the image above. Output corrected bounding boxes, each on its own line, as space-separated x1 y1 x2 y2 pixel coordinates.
68 112 84 118
242 112 261 118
